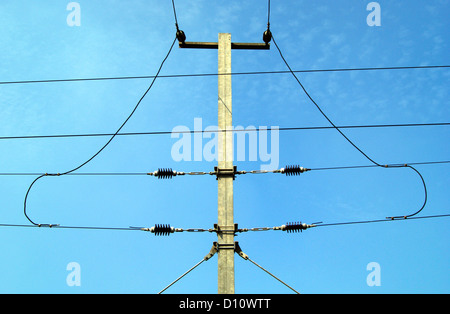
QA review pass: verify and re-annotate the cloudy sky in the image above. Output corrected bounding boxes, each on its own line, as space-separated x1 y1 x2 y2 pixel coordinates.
0 0 449 294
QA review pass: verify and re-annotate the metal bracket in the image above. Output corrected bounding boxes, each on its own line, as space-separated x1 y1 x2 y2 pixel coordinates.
214 241 235 252
234 242 248 260
179 41 270 50
214 166 237 180
204 243 219 261
214 223 238 235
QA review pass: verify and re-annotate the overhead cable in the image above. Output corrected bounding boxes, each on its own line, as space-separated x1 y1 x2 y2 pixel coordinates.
1 65 448 86
2 160 449 176
1 122 449 141
1 214 448 231
23 37 178 226
171 0 186 43
271 34 429 220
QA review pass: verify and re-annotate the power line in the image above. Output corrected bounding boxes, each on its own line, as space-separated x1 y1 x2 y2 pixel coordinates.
1 160 448 176
1 213 448 232
1 122 448 141
0 223 140 231
271 34 430 220
309 160 450 171
155 212 450 293
23 37 178 226
0 65 448 85
0 222 212 233
314 213 450 228
171 0 179 27
236 214 450 232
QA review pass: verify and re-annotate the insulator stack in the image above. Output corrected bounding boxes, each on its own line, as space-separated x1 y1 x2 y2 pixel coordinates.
151 224 174 236
283 222 308 233
282 165 307 176
155 168 175 179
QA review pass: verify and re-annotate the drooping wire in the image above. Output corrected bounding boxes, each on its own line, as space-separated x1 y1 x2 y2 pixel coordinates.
271 34 428 219
23 37 178 226
272 35 379 166
388 165 427 220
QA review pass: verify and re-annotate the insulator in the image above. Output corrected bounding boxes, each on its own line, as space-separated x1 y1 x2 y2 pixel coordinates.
283 165 306 176
176 29 186 43
151 224 174 236
263 29 272 44
283 222 308 233
155 168 175 179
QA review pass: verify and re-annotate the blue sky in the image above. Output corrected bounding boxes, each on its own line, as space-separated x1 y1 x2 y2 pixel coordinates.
0 0 449 294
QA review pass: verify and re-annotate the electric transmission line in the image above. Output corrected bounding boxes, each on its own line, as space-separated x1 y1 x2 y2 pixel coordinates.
1 65 448 86
22 37 178 226
0 122 449 141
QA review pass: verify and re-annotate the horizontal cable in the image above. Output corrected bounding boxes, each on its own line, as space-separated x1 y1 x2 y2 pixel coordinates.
1 122 449 141
238 214 450 232
1 160 448 176
314 213 450 227
0 223 139 231
0 65 448 85
0 222 213 233
1 214 448 232
309 160 450 171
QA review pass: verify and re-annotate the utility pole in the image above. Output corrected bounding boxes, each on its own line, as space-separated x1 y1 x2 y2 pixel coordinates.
216 33 235 294
179 33 269 294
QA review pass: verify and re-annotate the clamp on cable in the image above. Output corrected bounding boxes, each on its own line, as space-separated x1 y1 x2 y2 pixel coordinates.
37 224 60 228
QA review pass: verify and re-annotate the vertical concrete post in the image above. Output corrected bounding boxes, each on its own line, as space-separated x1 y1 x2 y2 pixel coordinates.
217 33 234 294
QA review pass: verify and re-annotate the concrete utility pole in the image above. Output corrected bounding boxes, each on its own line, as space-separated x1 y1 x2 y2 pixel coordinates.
217 33 235 294
179 33 269 294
